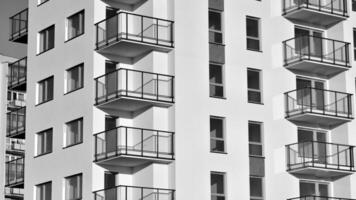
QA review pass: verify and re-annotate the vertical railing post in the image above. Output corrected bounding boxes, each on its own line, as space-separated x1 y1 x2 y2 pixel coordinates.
348 94 352 118
335 92 338 116
171 133 174 159
345 43 349 67
287 146 290 170
95 23 98 49
337 144 340 170
331 0 334 14
95 79 98 104
171 77 174 102
141 129 144 156
141 16 143 42
141 71 144 99
307 35 311 60
311 141 315 167
115 128 118 157
303 143 306 167
125 127 128 155
141 187 144 200
156 19 159 45
94 135 97 161
125 186 128 200
156 74 159 101
157 131 160 158
157 189 160 200
318 0 321 11
309 87 313 113
333 40 336 64
126 69 128 96
126 13 128 39
320 37 323 62
283 41 287 65
170 22 174 47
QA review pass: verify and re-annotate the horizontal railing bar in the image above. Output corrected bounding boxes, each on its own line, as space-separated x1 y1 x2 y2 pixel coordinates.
92 185 175 194
283 35 350 45
286 141 355 148
5 157 24 164
284 87 353 96
94 68 173 81
93 125 174 136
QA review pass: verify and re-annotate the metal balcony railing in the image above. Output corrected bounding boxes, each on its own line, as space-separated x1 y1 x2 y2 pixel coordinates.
285 87 353 119
283 36 350 67
93 185 175 200
95 12 174 50
95 68 174 105
9 8 28 41
283 0 348 17
4 187 24 198
94 126 174 162
288 196 356 200
286 141 355 172
6 107 26 138
5 157 24 187
6 139 25 152
8 57 27 89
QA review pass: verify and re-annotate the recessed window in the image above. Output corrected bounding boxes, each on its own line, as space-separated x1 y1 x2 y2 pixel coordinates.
38 25 55 54
36 181 52 200
211 172 225 200
210 116 225 153
65 118 83 148
246 16 261 51
65 174 82 200
37 76 54 105
209 63 224 98
209 10 223 44
36 128 53 156
66 10 85 41
248 121 263 157
250 176 264 200
247 68 262 104
65 63 84 93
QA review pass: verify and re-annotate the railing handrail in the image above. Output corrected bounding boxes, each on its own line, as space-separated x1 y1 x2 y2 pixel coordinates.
94 67 174 81
5 157 24 164
283 0 348 15
93 125 174 136
9 8 28 20
287 195 356 200
286 141 355 148
284 87 353 96
9 57 27 68
92 185 175 194
94 11 174 26
6 106 26 115
283 35 350 45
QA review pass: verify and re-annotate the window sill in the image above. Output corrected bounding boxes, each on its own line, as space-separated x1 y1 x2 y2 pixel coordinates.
35 99 53 107
63 141 83 149
34 151 52 158
210 95 226 100
64 32 84 43
247 48 263 53
248 101 264 105
64 86 84 96
210 151 227 154
36 47 54 56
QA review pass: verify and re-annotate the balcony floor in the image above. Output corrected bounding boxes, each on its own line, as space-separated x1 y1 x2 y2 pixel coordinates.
288 164 354 181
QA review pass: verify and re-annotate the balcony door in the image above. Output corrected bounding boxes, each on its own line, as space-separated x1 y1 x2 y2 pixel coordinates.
296 78 325 110
300 181 329 199
105 116 118 157
104 171 117 200
298 128 327 164
106 7 119 42
105 61 118 97
295 27 323 58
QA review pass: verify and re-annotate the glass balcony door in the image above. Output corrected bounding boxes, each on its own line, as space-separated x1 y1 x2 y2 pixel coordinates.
105 61 118 97
296 78 325 111
295 27 323 58
106 8 119 42
298 129 327 164
105 116 118 157
104 171 117 200
300 181 329 199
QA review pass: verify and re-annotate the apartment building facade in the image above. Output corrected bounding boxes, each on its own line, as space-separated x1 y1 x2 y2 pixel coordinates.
2 0 356 199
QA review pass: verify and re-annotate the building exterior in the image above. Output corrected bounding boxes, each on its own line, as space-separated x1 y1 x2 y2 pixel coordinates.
2 0 356 199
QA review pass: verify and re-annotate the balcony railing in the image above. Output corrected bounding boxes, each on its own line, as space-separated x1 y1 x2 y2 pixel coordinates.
6 139 25 152
283 36 350 68
9 8 28 42
94 126 174 162
6 107 26 138
95 12 174 50
283 0 348 17
8 57 27 90
285 87 352 119
8 99 26 109
5 187 24 198
93 185 175 200
5 158 24 187
95 68 174 105
288 196 356 200
286 141 355 172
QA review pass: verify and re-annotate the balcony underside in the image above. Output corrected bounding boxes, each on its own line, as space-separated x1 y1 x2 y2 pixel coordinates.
286 111 352 129
7 129 25 139
285 59 349 79
95 153 173 168
5 181 24 189
8 80 26 92
5 194 23 200
288 165 354 181
6 149 24 156
96 39 173 63
101 0 147 10
96 95 173 117
10 31 27 44
283 8 347 28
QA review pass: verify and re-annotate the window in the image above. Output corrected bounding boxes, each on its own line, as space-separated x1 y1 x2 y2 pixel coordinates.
65 174 82 200
353 0 356 11
36 181 51 200
246 16 261 51
210 116 225 153
247 68 262 104
353 29 356 60
248 121 263 157
38 25 55 54
211 172 225 200
209 10 223 44
65 118 83 147
37 76 54 104
250 176 264 200
36 129 53 156
210 64 224 98
66 10 85 41
65 64 84 93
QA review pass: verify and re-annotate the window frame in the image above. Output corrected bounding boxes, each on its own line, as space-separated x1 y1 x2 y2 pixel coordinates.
35 128 53 157
209 9 224 44
250 176 264 200
37 76 54 105
248 121 264 157
36 181 52 200
64 173 83 200
37 25 55 55
247 68 263 104
65 10 85 42
210 116 226 154
209 63 225 98
65 63 84 94
246 16 261 52
64 117 84 148
211 171 226 200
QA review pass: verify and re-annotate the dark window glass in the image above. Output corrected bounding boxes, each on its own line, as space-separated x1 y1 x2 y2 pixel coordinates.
209 10 223 44
36 129 53 156
210 117 225 153
248 122 263 157
66 64 84 93
247 69 262 103
36 182 52 200
250 177 263 198
210 64 224 98
67 10 85 40
211 172 225 200
39 25 55 54
38 76 54 104
246 17 260 51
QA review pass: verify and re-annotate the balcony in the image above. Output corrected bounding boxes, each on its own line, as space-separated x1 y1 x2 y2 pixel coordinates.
286 141 355 181
283 36 350 78
285 88 353 129
8 57 27 91
6 139 25 156
95 68 174 116
94 126 174 167
288 197 356 200
93 185 175 200
6 107 26 139
95 12 174 61
5 188 24 200
9 8 28 43
5 158 24 188
282 0 348 28
7 99 26 111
